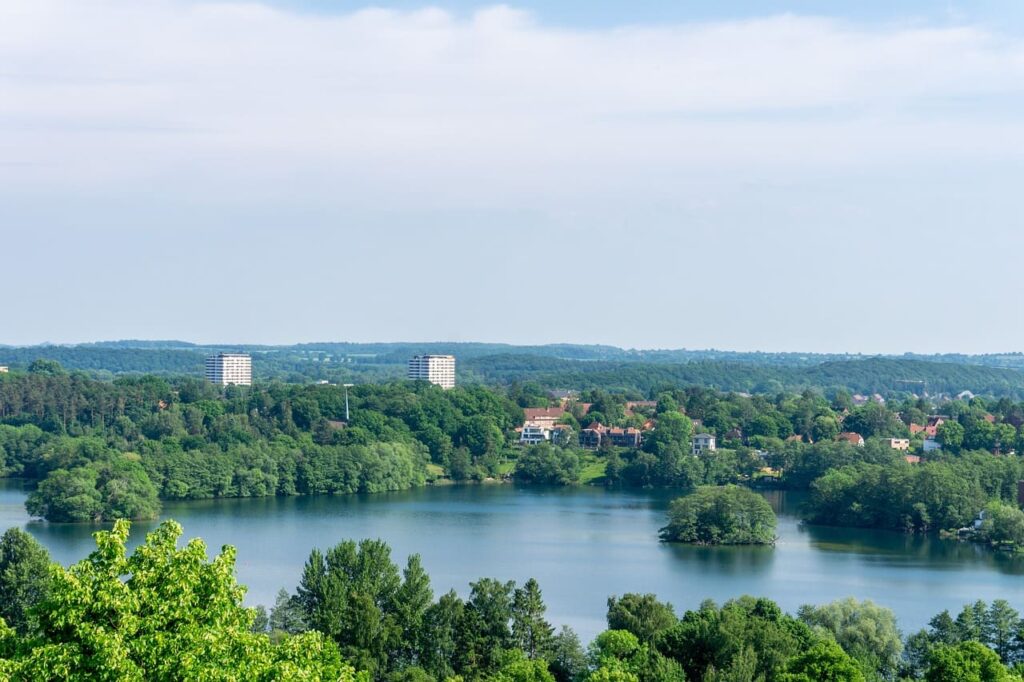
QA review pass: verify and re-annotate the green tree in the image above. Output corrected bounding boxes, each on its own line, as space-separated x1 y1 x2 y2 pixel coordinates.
511 579 554 660
796 598 902 676
605 594 677 644
937 421 965 452
660 486 777 545
269 588 308 634
781 640 865 682
0 519 358 680
548 626 587 682
0 528 52 635
925 641 1014 682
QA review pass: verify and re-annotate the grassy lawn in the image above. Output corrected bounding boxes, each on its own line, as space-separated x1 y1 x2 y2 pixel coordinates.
579 456 607 485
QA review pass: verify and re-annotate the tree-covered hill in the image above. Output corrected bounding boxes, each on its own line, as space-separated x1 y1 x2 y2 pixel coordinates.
465 355 1024 398
3 342 1024 397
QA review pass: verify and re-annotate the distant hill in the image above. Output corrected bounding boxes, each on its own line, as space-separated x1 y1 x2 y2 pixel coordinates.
1 341 1023 397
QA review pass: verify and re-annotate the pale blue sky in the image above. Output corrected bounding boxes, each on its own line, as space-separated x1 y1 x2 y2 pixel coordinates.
1 1 1022 352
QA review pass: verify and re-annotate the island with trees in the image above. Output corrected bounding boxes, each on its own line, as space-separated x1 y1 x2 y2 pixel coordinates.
659 485 777 545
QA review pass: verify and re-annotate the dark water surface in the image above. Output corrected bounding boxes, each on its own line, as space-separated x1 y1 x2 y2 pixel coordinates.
2 481 1022 641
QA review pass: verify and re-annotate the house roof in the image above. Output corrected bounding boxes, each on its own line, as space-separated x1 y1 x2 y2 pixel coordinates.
837 432 864 443
523 407 566 421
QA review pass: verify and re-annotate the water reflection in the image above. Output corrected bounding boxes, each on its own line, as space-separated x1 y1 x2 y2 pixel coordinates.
663 542 775 574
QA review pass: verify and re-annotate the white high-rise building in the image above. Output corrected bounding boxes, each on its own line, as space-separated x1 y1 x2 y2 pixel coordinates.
205 353 252 386
407 355 455 389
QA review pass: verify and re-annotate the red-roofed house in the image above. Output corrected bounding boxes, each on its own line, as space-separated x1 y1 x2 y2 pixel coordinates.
523 407 566 422
837 432 865 447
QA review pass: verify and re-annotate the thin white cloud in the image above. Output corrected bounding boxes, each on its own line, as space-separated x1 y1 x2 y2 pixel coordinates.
1 1 1023 207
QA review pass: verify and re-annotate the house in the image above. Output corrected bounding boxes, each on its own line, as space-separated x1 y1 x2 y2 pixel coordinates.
0 366 7 373
607 427 642 448
904 454 922 464
551 424 573 446
925 413 946 436
957 390 976 401
579 423 642 449
836 432 865 447
724 428 743 441
579 423 606 449
523 407 566 423
923 438 942 452
909 423 926 436
520 422 553 446
885 438 911 451
691 433 716 455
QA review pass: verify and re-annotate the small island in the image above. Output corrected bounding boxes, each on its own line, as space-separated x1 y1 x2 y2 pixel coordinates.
659 485 777 545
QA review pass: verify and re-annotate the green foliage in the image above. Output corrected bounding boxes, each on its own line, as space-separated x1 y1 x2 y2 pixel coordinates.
512 579 555 660
26 455 160 522
548 626 587 682
781 640 865 682
925 641 1016 682
978 501 1024 548
605 594 676 645
0 529 52 635
0 519 359 680
1 375 531 519
660 486 776 545
658 596 818 682
797 598 901 676
903 600 1024 674
514 445 581 485
802 454 1024 533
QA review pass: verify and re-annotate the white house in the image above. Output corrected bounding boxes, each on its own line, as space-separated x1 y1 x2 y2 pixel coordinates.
691 433 716 455
519 422 553 446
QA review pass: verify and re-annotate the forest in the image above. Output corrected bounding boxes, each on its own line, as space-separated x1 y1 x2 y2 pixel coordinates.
5 361 1024 538
5 342 1024 397
0 522 1022 681
0 362 523 521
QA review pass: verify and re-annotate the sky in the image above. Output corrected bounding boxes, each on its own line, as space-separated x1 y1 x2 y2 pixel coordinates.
1 1 1023 353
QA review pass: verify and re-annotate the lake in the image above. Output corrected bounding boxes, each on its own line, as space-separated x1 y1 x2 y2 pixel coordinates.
2 481 1022 641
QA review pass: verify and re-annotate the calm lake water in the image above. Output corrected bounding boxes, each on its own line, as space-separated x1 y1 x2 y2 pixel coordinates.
1 481 1022 641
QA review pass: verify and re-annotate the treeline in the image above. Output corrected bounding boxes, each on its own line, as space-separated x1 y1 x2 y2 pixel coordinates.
8 343 1024 397
804 453 1024 535
0 365 524 521
467 355 1024 398
8 363 1024 529
3 523 1024 681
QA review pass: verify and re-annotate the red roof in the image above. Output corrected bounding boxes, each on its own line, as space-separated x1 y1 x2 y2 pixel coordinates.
523 407 566 421
837 432 864 444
